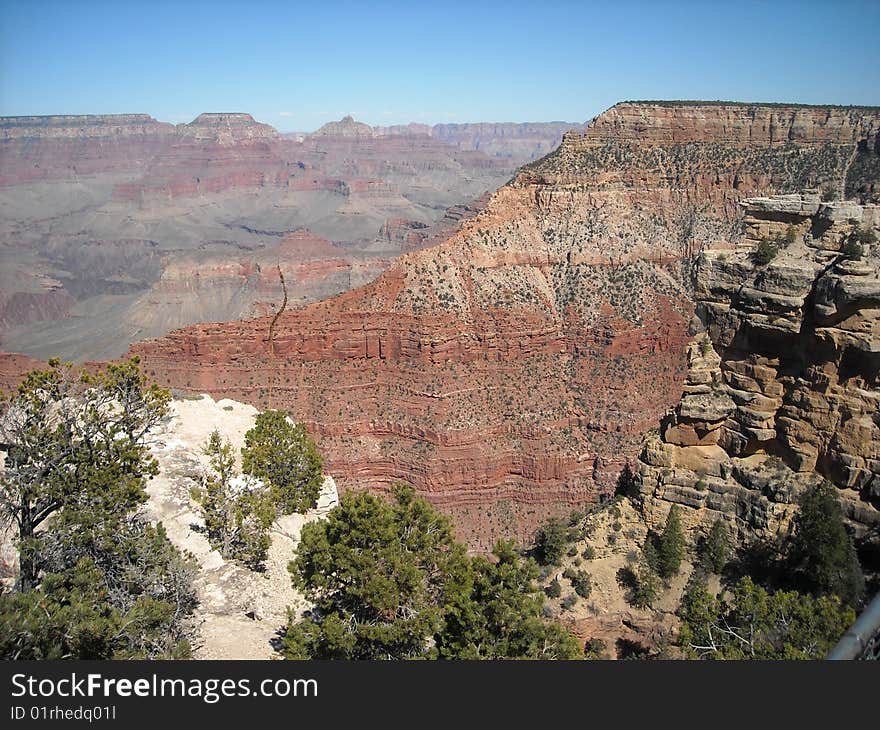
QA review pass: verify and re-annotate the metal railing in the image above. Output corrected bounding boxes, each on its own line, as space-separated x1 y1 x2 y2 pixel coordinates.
827 592 880 660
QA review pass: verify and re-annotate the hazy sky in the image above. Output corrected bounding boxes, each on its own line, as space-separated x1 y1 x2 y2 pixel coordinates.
1 0 878 132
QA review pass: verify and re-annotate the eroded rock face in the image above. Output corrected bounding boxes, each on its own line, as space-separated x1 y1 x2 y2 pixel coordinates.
131 102 880 548
636 194 880 546
0 352 45 393
0 114 175 185
0 113 572 361
588 102 879 146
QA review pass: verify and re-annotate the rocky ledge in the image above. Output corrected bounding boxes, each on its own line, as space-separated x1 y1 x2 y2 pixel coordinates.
636 193 880 547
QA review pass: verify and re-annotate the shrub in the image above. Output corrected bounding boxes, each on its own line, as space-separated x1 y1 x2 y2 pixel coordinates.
582 546 595 560
564 568 593 599
534 518 568 565
841 239 864 260
241 410 323 515
545 578 562 599
751 237 778 265
567 510 585 527
560 594 578 611
855 226 877 245
584 638 608 659
821 186 837 202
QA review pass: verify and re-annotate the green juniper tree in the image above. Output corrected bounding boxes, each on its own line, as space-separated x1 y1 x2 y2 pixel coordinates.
0 358 197 659
241 409 323 514
283 484 468 659
283 485 580 660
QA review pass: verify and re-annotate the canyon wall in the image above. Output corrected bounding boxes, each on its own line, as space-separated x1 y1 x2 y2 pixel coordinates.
132 102 880 547
635 193 880 551
1 113 571 361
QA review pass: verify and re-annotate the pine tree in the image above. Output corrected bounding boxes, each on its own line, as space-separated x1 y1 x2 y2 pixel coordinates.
657 505 686 579
704 519 729 574
789 481 864 606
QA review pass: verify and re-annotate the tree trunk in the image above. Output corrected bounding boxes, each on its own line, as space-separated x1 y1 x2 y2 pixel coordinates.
15 516 38 592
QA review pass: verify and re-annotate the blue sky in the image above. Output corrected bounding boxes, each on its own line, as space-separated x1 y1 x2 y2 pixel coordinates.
1 0 878 132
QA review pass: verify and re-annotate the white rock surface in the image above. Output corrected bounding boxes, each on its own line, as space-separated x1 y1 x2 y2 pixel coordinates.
145 394 338 659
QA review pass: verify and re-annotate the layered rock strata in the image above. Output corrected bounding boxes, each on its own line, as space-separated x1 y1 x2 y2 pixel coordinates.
636 193 880 546
0 113 571 360
133 102 880 547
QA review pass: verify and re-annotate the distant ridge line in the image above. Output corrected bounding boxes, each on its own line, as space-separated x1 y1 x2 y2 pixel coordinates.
621 99 880 110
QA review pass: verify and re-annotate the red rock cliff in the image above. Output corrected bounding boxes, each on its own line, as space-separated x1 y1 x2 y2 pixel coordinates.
132 101 880 548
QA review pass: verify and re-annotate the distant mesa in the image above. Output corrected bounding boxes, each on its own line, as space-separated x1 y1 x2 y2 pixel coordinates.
0 113 174 140
180 112 279 142
313 115 376 138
